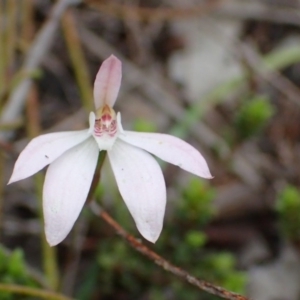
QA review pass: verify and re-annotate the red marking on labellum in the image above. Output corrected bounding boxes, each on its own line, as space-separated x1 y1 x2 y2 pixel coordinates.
94 105 117 137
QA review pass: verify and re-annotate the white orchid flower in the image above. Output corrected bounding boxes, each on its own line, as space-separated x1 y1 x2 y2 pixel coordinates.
8 55 212 246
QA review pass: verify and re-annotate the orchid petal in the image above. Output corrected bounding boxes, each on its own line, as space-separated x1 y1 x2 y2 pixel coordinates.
93 55 122 109
43 137 98 246
108 139 166 243
88 111 96 134
8 130 91 184
119 131 212 178
116 112 124 133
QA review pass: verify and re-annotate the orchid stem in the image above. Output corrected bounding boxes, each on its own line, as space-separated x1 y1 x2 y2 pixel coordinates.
98 151 107 170
87 151 107 203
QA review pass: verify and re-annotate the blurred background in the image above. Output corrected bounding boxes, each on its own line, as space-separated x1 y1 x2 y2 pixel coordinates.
1 0 300 299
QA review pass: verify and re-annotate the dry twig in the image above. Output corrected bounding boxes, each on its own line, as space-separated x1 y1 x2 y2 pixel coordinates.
90 202 250 300
86 0 228 21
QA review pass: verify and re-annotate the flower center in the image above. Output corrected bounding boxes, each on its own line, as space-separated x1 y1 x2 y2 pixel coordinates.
94 105 117 138
91 104 119 151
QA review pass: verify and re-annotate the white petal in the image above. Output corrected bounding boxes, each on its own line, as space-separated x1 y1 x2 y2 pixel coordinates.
119 131 212 179
43 138 99 246
8 130 91 184
93 134 118 151
108 140 166 243
116 112 124 133
93 55 122 109
88 111 96 134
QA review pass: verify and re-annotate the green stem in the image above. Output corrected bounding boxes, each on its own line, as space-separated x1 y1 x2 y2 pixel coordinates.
87 151 107 203
0 284 73 300
62 10 93 112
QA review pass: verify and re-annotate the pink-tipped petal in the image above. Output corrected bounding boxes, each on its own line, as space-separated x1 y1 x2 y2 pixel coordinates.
43 138 99 246
119 131 212 179
93 55 122 109
108 140 166 243
8 130 91 184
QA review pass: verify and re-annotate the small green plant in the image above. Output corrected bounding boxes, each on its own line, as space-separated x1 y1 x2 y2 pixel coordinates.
234 95 274 139
179 178 216 225
276 185 300 240
0 247 38 300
